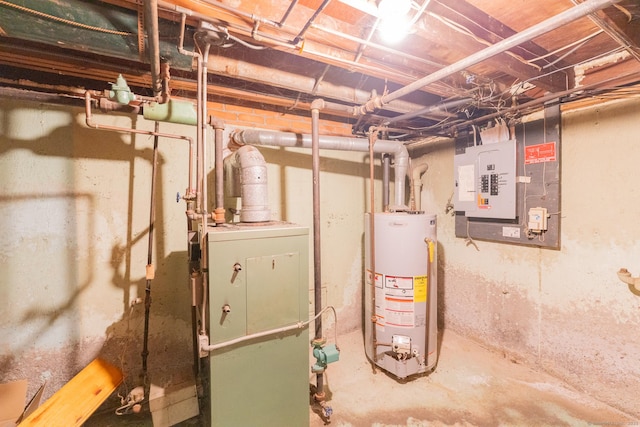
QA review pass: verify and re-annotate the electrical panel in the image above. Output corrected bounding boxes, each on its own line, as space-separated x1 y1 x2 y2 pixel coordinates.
454 139 516 219
453 104 561 249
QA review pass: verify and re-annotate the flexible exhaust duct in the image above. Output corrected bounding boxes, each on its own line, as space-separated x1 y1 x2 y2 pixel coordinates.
232 129 410 208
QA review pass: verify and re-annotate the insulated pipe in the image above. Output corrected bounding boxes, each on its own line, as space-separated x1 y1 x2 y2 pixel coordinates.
354 0 622 114
232 130 409 208
201 55 446 118
311 99 324 400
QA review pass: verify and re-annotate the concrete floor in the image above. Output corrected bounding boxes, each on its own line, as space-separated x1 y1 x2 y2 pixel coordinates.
309 330 635 427
86 328 635 426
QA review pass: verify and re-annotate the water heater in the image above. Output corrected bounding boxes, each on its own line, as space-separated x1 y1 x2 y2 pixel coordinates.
364 211 437 379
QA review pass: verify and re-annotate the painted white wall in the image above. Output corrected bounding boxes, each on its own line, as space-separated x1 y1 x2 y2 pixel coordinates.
0 99 370 402
2 96 638 418
414 97 640 417
0 100 195 399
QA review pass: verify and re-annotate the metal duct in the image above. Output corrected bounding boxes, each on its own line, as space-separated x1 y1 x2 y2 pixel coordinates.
232 129 409 208
230 145 271 222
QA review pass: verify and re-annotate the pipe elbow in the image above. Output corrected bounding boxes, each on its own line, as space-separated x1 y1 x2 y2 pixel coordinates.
617 268 640 291
210 117 226 130
311 98 325 111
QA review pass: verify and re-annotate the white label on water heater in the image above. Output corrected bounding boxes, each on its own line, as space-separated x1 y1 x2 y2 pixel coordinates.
384 296 415 328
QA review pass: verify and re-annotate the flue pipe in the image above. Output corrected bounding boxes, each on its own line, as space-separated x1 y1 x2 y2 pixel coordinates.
232 129 409 208
354 0 622 114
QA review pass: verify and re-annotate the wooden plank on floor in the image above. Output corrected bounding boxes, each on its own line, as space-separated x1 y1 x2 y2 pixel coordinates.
19 358 123 427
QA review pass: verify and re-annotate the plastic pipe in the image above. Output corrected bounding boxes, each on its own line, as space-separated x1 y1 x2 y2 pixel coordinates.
232 129 409 208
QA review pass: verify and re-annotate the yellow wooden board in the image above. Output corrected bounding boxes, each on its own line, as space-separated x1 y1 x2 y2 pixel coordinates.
20 358 122 427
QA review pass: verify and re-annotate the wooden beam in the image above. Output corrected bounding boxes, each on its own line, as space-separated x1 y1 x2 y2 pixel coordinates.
431 0 573 92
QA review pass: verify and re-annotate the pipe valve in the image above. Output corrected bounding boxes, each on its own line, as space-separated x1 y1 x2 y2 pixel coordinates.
311 338 340 373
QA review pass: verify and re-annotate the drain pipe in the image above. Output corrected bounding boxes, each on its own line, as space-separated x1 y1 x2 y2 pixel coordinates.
354 0 622 115
232 130 410 209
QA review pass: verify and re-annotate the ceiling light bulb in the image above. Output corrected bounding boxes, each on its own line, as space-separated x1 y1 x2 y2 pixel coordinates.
378 14 410 44
377 0 411 17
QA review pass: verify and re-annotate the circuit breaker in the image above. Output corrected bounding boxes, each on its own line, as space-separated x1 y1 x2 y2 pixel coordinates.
454 139 517 219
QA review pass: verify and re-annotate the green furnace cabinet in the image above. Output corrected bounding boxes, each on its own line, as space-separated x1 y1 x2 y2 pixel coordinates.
207 223 310 427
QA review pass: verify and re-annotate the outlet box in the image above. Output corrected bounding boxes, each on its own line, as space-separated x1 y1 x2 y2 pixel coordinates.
528 207 548 232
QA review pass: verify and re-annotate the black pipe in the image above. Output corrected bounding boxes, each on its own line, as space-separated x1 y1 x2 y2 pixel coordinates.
293 0 332 45
278 0 299 27
142 121 160 392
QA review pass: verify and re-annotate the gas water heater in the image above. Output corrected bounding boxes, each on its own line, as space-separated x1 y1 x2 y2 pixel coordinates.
364 211 437 379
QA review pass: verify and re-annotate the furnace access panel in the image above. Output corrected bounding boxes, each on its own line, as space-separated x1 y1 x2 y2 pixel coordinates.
454 139 516 219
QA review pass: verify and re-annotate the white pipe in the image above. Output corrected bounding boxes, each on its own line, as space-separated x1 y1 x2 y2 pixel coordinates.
204 306 336 352
356 0 622 114
233 129 409 208
411 157 429 211
230 145 271 222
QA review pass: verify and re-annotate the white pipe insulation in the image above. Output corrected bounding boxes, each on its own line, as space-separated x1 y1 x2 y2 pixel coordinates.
232 129 409 208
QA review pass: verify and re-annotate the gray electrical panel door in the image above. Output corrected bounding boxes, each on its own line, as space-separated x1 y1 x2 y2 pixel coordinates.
454 139 517 219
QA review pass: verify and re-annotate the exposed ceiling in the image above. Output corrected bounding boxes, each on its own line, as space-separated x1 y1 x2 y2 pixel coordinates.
1 0 639 139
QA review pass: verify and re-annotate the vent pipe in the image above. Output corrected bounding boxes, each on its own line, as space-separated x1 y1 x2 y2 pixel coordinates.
228 145 271 222
232 129 409 208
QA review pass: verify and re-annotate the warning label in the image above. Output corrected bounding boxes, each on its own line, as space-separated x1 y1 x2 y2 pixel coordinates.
525 142 556 164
